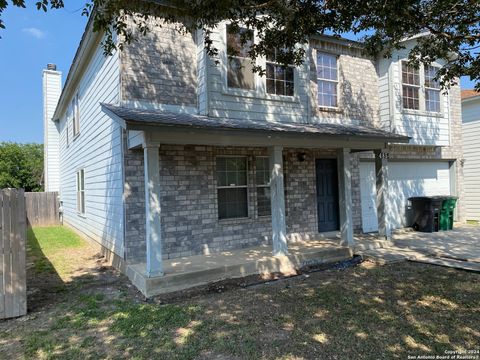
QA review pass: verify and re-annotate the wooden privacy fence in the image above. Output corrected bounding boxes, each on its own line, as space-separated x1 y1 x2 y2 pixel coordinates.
0 188 27 319
25 191 60 227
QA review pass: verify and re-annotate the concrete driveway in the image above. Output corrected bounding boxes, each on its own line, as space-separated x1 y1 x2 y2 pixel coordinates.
393 224 480 263
359 225 480 271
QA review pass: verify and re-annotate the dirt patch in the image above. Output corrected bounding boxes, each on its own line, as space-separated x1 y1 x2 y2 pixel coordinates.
3 227 479 359
26 242 138 312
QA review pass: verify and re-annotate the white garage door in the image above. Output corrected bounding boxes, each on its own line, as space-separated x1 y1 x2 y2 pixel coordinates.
359 161 451 232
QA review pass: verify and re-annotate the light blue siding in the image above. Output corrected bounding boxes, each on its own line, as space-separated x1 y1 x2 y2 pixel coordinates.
202 22 310 123
58 39 124 256
377 57 392 132
462 99 480 124
378 41 450 146
462 98 480 220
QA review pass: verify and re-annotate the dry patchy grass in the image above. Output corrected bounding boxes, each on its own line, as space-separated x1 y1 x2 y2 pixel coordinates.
0 226 479 359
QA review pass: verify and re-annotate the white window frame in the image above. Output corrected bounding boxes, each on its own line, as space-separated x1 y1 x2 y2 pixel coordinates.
265 48 295 97
72 93 80 139
65 114 70 147
400 61 444 114
225 24 256 92
316 51 339 109
401 61 421 111
216 156 249 220
76 169 85 215
221 22 299 102
255 156 271 217
424 64 442 113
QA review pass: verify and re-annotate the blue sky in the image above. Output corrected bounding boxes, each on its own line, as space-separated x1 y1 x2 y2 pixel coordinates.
0 2 87 144
0 4 476 144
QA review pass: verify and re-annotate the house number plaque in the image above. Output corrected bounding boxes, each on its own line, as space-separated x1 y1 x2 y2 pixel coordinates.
377 152 390 159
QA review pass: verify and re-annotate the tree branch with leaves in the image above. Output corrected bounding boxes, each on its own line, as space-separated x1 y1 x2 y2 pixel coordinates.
1 0 479 89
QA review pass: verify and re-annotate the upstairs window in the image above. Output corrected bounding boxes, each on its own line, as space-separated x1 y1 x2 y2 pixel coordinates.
227 25 255 90
72 93 80 138
401 62 420 110
424 65 441 112
65 114 70 146
266 49 294 96
76 169 85 215
255 157 271 216
317 52 338 107
216 157 248 219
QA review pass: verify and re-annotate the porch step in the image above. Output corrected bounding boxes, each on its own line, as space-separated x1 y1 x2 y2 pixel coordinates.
354 239 395 252
127 246 352 298
359 248 410 265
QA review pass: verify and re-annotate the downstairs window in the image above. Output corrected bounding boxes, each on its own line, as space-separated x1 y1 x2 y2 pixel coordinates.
216 157 248 219
76 169 85 214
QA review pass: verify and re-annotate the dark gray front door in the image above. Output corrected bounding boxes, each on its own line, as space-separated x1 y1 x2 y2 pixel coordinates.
315 159 340 232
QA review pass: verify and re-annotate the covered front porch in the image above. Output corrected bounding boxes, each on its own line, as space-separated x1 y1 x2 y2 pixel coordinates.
126 231 398 297
127 235 355 297
104 104 409 296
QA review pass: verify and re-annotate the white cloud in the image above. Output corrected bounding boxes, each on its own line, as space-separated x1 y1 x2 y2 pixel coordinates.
22 27 46 39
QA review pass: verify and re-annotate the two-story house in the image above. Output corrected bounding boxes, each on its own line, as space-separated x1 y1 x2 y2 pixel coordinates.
42 17 464 297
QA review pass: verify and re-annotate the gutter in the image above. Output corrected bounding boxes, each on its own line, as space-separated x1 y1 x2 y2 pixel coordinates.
461 94 480 105
123 121 410 144
311 33 364 49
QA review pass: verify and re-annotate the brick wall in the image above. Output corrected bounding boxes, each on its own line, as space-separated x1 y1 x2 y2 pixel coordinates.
284 148 363 234
124 145 360 262
124 147 146 263
350 155 363 232
308 39 379 127
120 20 197 107
284 148 357 237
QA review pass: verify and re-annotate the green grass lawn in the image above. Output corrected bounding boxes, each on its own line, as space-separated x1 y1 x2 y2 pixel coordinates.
27 226 89 278
1 226 478 360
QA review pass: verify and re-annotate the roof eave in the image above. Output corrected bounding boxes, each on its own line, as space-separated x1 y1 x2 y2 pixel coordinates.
123 119 410 144
462 94 480 104
310 34 364 49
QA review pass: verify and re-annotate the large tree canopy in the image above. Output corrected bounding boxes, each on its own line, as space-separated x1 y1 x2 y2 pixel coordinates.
0 142 44 192
1 0 479 89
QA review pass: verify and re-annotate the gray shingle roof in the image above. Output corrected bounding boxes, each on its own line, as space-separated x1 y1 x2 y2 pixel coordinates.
102 104 410 142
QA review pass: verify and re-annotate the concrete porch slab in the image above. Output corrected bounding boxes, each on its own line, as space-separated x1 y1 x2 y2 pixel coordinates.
126 240 352 297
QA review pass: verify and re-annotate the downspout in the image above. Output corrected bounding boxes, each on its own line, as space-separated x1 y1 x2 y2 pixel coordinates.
118 37 127 259
388 60 396 133
305 43 312 124
120 127 127 260
446 90 451 147
205 38 210 117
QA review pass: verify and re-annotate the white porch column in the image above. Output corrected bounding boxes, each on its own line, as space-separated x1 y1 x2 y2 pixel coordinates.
269 146 288 256
337 148 354 247
144 144 164 277
374 149 391 240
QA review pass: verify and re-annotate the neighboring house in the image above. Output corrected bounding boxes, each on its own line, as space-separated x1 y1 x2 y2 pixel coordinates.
461 90 480 222
42 16 464 296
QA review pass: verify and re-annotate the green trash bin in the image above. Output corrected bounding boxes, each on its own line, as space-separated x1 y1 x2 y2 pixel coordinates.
440 197 458 230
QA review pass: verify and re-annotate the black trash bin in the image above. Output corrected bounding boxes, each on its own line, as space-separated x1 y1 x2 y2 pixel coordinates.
409 196 444 232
